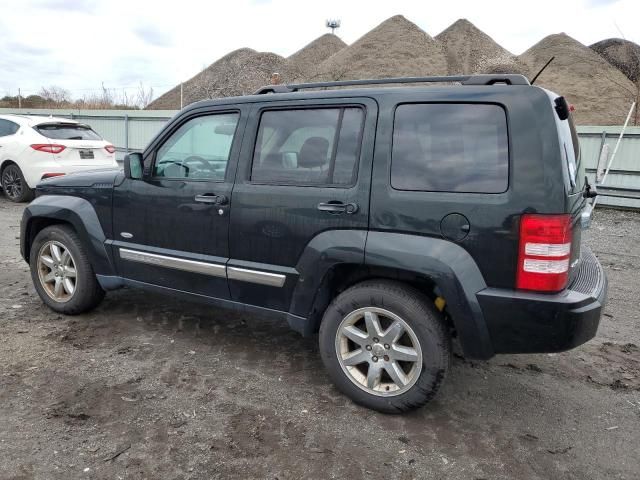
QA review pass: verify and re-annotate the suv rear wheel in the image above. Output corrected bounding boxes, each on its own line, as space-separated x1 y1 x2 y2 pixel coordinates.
29 225 105 314
2 164 34 203
319 280 450 413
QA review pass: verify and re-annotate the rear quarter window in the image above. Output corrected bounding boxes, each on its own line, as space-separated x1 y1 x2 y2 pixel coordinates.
558 112 584 194
0 119 19 137
391 103 509 193
543 90 584 194
36 123 102 141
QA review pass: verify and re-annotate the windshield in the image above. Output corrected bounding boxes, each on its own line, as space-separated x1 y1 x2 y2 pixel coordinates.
36 123 102 141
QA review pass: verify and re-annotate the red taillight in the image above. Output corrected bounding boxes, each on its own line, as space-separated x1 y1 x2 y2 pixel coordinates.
41 173 66 180
516 214 572 292
31 144 66 154
104 145 116 154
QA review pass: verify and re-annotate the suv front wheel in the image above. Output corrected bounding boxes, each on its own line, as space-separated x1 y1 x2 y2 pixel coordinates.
319 280 450 413
29 225 105 314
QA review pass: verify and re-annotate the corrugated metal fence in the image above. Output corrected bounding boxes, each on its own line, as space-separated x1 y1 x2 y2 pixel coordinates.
579 126 640 209
0 108 176 155
2 108 638 209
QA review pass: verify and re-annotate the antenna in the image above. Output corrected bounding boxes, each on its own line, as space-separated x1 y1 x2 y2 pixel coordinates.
531 56 555 85
326 19 341 35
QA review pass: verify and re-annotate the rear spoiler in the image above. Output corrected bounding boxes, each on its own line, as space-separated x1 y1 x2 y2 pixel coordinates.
34 122 91 129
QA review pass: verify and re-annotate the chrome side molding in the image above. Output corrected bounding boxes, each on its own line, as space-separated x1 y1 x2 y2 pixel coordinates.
119 248 226 278
227 266 286 288
119 248 286 287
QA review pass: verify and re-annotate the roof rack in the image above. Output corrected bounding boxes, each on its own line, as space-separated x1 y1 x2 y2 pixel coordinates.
254 74 530 95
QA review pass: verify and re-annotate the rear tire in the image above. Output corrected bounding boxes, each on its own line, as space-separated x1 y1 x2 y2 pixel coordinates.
29 225 105 314
1 164 34 203
319 280 450 413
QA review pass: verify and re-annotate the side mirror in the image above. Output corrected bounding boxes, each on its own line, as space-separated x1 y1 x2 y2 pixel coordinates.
124 153 144 179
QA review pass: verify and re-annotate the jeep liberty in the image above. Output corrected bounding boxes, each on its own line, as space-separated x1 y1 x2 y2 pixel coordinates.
20 75 607 412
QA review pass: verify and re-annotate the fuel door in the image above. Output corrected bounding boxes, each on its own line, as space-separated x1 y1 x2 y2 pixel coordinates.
440 213 470 242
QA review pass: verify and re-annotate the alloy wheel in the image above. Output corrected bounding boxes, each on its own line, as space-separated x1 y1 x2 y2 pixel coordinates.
2 167 23 200
335 307 423 396
37 241 78 303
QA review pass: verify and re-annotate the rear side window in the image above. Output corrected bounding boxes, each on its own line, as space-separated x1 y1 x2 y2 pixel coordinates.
251 107 364 186
0 119 19 137
36 123 102 141
391 104 509 193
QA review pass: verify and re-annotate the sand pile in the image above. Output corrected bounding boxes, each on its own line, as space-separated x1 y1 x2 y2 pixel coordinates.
435 19 527 75
285 34 347 81
314 15 448 81
591 38 640 83
148 48 286 109
519 33 636 125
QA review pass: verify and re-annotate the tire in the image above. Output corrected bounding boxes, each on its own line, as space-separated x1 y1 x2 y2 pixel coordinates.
29 225 105 314
1 164 34 203
319 280 450 413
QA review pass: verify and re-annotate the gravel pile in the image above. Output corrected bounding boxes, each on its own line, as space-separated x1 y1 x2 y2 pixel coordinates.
314 15 448 81
519 33 636 125
435 19 527 75
285 34 347 82
591 38 640 83
148 16 638 125
148 48 286 109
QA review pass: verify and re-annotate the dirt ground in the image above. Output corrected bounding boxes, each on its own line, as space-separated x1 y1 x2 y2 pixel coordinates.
0 196 638 480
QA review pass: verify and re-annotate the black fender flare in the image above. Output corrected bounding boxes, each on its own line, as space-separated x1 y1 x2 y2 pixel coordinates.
288 229 367 333
287 230 494 359
364 231 493 359
21 195 116 276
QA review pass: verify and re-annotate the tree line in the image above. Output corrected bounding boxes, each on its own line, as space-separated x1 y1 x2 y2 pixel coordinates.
0 83 155 110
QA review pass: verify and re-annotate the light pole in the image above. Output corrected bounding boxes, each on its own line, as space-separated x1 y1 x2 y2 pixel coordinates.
326 19 341 35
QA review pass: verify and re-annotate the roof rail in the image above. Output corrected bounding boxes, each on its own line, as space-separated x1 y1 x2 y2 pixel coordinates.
254 74 530 95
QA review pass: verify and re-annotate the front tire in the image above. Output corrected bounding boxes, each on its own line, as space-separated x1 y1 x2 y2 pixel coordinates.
319 280 450 413
1 164 34 202
29 225 105 314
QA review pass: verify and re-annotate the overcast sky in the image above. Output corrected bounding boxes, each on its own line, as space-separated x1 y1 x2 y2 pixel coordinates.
0 0 638 100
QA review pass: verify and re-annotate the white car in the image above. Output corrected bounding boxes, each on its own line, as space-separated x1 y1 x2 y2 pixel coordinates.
0 114 118 202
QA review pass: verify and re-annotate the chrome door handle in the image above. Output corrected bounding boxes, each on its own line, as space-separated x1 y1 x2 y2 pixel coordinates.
194 194 228 205
317 202 358 214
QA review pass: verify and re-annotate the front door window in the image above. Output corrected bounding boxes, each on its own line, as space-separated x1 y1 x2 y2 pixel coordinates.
154 113 239 181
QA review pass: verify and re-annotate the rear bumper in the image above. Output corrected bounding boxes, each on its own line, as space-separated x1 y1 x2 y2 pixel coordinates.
24 161 119 188
478 248 607 354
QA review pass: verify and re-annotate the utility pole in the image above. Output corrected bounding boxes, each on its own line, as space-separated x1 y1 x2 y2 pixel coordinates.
18 88 22 109
180 82 184 109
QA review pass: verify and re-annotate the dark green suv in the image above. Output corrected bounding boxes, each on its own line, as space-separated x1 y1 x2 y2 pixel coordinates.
20 75 607 412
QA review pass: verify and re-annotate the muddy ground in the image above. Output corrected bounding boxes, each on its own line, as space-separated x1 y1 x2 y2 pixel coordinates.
0 196 638 480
